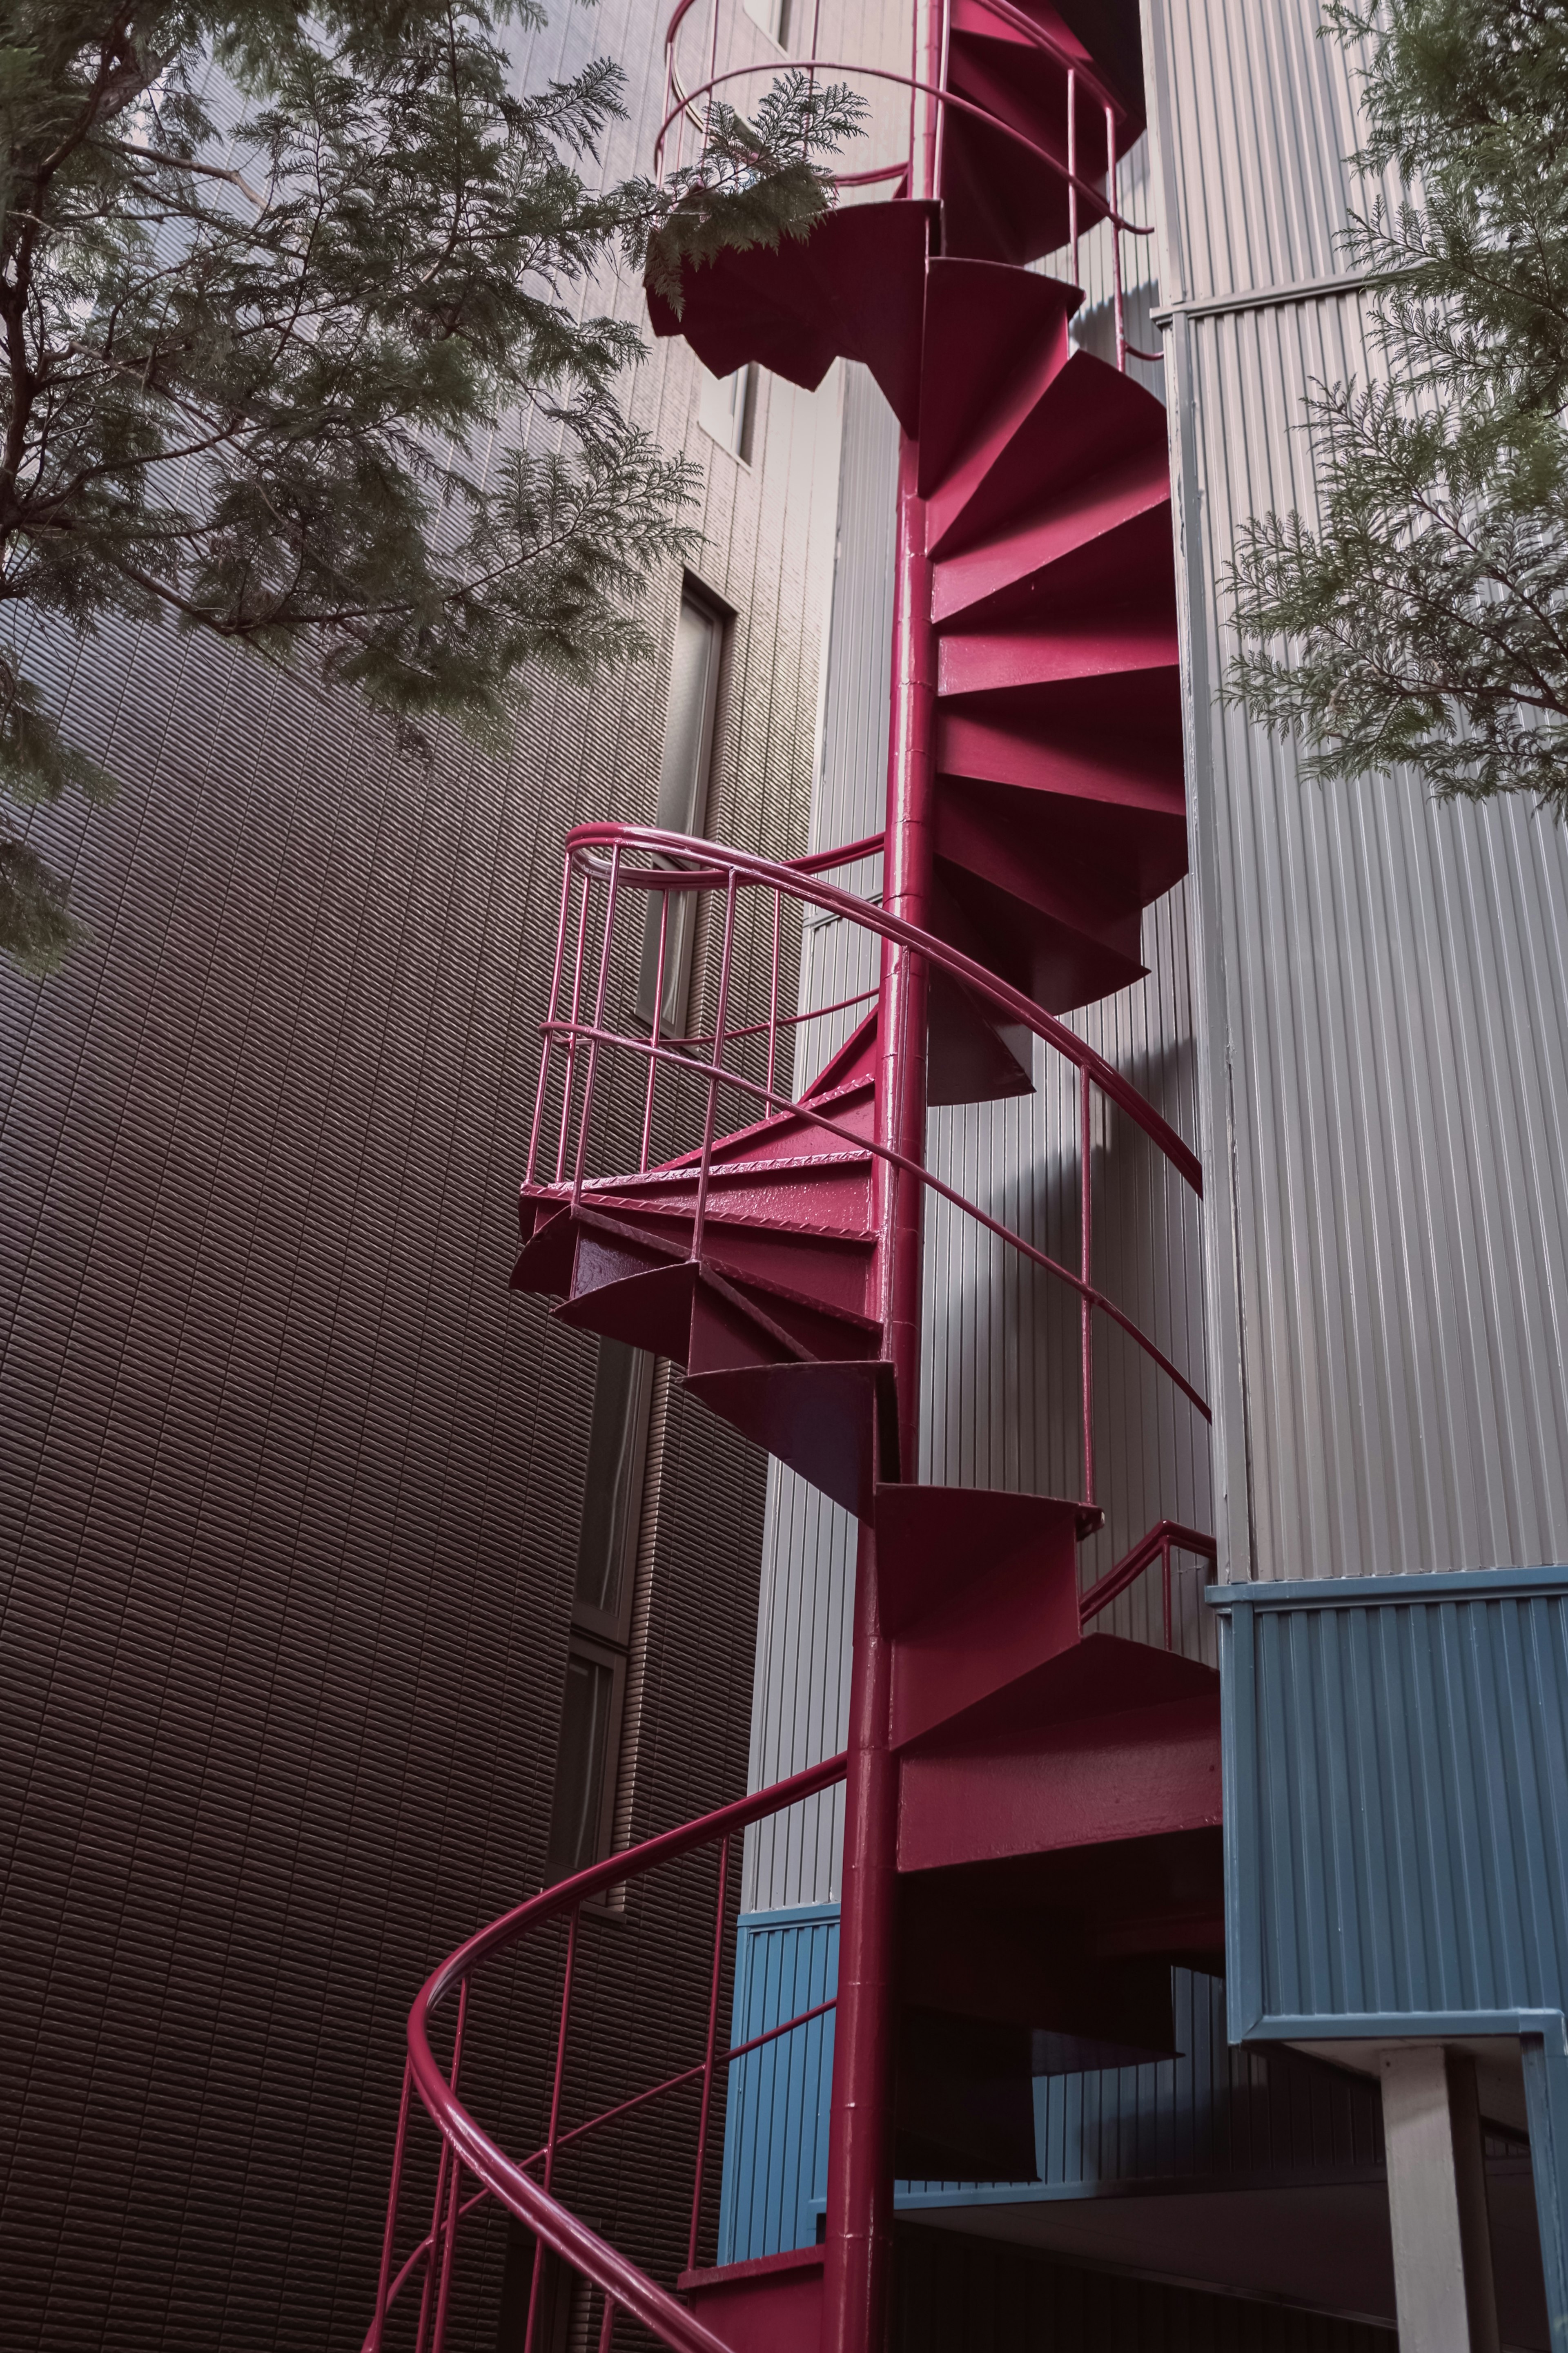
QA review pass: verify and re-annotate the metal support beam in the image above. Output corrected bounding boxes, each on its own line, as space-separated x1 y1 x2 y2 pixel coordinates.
1380 2047 1500 2353
1521 2025 1568 2353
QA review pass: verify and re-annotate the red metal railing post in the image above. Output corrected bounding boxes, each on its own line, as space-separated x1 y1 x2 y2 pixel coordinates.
598 2296 618 2353
572 846 623 1209
766 885 782 1106
429 2140 464 2353
523 1909 580 2353
690 870 738 1264
688 1833 731 2273
641 888 670 1173
555 874 592 1185
414 1980 469 2353
1162 1532 1173 1650
528 855 576 1191
1067 67 1079 283
369 2058 414 2352
1107 103 1126 372
1080 1065 1096 1510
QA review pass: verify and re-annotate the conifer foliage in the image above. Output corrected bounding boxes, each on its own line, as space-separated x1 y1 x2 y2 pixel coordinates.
1225 0 1568 811
0 4 862 972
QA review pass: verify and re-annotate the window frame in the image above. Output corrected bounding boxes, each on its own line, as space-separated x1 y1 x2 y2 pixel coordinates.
636 580 728 1037
546 1632 628 1888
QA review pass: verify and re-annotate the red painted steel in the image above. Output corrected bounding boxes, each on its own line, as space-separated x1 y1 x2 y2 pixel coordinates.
369 5 1219 2346
365 1754 848 2353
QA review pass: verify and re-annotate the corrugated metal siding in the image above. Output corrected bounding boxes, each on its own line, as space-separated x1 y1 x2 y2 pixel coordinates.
1217 1570 1568 2033
717 1904 840 2262
1147 0 1568 1584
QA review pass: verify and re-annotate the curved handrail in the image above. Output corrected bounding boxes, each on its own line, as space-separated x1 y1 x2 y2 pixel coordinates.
653 59 1152 238
379 1751 849 2353
564 821 1200 1194
663 0 1129 132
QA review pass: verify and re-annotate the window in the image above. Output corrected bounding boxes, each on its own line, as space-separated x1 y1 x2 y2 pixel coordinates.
635 587 724 1035
545 1339 652 1882
697 360 759 464
743 0 793 45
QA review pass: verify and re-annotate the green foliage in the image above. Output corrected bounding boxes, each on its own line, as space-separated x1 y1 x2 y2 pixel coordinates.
1223 0 1568 810
0 4 861 973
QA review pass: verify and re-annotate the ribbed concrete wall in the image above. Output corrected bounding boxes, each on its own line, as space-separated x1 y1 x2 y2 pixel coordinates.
0 5 846 2348
1147 0 1568 1584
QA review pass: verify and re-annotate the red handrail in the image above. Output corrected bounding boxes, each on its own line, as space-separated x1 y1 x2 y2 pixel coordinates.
653 60 1153 240
1080 1519 1218 1648
563 823 1200 1193
530 819 1209 1483
369 1751 849 2353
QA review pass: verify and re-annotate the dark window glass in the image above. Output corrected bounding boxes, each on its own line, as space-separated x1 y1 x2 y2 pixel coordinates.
547 1648 617 1881
637 591 722 1034
575 1339 644 1627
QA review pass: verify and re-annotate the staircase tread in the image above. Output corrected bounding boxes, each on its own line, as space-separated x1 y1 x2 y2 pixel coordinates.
584 1149 873 1188
570 1192 878 1251
679 2245 824 2293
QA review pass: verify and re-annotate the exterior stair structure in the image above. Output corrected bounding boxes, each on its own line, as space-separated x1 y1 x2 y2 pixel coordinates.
376 8 1218 2351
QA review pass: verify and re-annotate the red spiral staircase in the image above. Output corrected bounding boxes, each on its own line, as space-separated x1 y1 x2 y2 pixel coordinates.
366 7 1221 2351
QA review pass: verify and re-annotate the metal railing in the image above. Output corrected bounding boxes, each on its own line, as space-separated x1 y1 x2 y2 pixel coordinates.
1079 1519 1218 1649
657 0 1160 371
525 823 1208 1521
365 1752 849 2353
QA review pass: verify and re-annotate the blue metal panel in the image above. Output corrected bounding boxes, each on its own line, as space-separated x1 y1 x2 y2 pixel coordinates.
1215 1568 1568 2036
1216 1568 1568 2348
717 1905 838 2262
719 1911 1391 2259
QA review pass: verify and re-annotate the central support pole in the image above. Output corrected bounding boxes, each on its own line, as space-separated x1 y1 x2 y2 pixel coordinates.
820 75 941 2334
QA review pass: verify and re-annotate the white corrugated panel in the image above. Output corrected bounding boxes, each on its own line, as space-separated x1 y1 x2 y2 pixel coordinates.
1149 0 1568 1582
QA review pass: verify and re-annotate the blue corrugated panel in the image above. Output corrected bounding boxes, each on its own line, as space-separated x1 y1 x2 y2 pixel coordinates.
1214 1568 1568 2036
718 1905 838 2262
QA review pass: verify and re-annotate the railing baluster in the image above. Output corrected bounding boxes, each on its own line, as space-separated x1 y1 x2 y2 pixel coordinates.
523 1909 579 2353
572 846 623 1210
597 2295 617 2353
369 2058 414 2353
1107 103 1126 372
766 886 782 1106
1162 1533 1173 1650
555 873 592 1186
690 870 737 1265
1067 67 1078 285
641 889 670 1175
1080 1063 1096 1510
414 1981 468 2353
688 1834 731 2274
703 0 718 153
528 856 576 1192
428 2140 464 2353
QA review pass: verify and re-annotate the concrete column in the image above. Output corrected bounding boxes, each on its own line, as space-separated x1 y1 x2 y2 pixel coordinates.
1380 2046 1500 2353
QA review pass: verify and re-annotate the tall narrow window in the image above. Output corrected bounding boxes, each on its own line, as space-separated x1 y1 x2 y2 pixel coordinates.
636 587 724 1036
546 1338 652 1882
698 360 759 464
743 0 792 44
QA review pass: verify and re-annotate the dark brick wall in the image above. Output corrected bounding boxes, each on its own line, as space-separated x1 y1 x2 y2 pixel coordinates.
0 7 846 2344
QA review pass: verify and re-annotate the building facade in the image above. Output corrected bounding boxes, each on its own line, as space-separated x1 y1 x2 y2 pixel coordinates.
7 3 1568 2352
